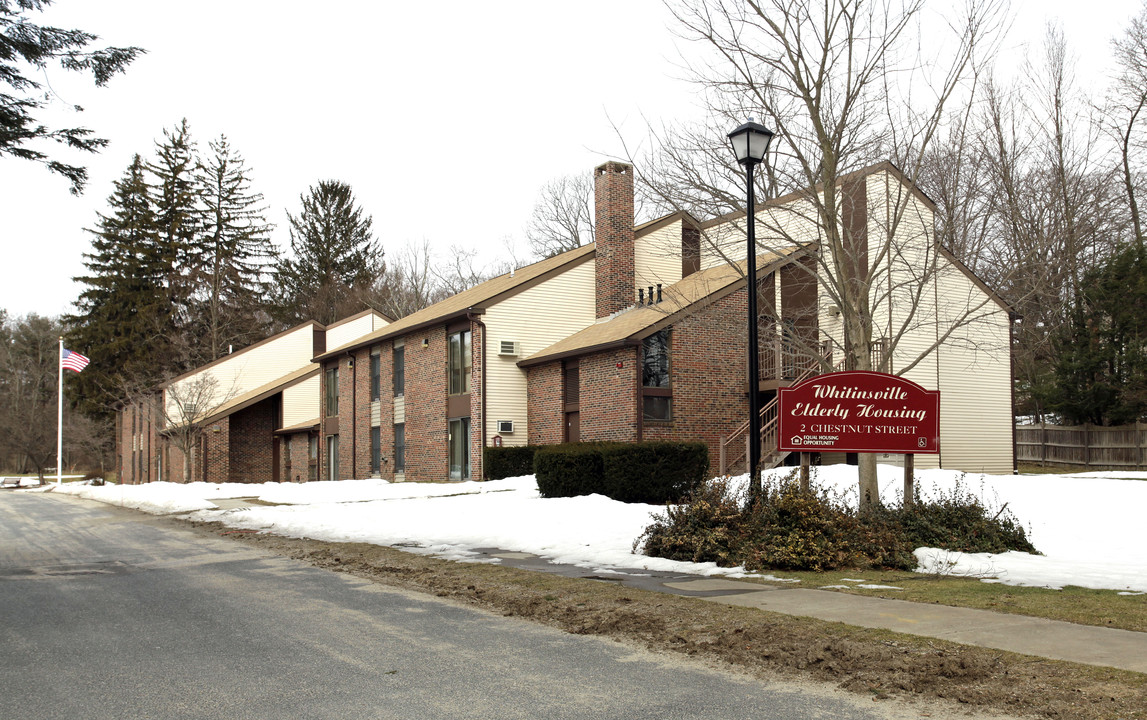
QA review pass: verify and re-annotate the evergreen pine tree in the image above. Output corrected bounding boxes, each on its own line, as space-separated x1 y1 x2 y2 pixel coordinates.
273 180 383 325
1050 245 1147 425
67 155 174 418
146 119 200 339
193 134 276 360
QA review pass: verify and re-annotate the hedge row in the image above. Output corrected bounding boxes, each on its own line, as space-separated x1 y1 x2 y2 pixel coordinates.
534 441 708 505
483 445 541 480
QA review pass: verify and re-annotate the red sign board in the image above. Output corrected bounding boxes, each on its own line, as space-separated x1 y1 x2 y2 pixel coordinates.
778 371 940 454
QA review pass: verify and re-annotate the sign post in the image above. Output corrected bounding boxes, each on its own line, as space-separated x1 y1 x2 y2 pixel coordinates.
779 371 939 501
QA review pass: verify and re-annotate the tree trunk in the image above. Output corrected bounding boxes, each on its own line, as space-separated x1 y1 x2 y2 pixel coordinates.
858 453 879 510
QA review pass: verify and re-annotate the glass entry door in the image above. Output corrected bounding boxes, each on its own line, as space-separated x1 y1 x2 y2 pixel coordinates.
448 418 470 480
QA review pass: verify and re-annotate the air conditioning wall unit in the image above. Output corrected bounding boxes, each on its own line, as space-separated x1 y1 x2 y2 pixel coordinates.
498 341 520 357
497 420 515 433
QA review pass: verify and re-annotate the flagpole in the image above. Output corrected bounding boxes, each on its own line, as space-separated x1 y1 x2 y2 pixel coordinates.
57 337 64 487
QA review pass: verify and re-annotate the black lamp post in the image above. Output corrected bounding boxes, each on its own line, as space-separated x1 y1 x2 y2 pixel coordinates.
728 118 775 496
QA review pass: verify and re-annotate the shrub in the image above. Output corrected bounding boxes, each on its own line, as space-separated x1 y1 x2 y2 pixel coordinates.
600 441 708 504
636 470 1037 572
534 442 617 498
880 477 1038 555
483 445 541 480
635 477 744 565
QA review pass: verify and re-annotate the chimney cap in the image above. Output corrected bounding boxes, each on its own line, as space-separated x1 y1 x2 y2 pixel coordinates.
594 160 632 176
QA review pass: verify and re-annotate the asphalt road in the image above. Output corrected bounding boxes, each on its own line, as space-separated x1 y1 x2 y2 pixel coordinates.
1 490 921 720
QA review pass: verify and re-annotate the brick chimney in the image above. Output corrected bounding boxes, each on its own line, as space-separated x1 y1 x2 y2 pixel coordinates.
594 161 635 318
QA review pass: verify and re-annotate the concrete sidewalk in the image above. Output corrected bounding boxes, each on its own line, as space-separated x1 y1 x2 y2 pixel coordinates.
662 579 1147 674
471 548 1147 675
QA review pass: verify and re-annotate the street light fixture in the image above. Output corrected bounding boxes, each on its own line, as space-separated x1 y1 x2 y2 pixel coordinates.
728 118 775 496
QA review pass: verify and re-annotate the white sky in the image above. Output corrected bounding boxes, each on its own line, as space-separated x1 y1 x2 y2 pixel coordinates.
49 464 1147 593
1 0 1143 320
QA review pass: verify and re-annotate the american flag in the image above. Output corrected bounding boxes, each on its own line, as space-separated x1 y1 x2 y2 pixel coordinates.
61 349 90 373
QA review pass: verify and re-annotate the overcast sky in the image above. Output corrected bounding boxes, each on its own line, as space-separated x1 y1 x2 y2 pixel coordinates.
1 0 1142 320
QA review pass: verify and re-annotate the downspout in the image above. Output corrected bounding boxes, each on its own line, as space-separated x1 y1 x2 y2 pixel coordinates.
467 311 487 479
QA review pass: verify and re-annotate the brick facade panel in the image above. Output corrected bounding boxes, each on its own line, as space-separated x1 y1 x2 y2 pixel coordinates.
527 363 563 445
228 398 276 483
405 327 449 482
579 347 639 443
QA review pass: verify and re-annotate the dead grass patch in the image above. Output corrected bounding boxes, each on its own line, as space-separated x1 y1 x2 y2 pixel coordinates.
187 520 1147 720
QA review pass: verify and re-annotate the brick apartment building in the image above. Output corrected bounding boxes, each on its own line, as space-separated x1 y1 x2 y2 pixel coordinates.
119 159 1016 484
315 159 1014 483
116 311 388 484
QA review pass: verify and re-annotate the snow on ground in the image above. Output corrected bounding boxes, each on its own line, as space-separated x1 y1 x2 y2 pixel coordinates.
47 465 1147 593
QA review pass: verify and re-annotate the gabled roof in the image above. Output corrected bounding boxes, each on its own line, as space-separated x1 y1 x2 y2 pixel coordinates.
276 418 319 435
519 247 803 367
314 243 597 361
164 365 320 431
161 320 322 388
698 160 938 230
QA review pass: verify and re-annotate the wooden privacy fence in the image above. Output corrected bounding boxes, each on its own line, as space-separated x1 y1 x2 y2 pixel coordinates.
1016 422 1147 469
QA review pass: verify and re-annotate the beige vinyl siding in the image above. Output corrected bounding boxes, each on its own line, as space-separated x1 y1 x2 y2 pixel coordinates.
483 259 597 446
327 312 388 350
701 196 824 270
165 324 316 420
393 395 405 425
933 255 1013 474
282 374 320 428
867 171 940 469
635 220 683 293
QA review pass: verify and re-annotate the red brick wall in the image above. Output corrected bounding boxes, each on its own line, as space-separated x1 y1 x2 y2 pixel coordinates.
117 394 163 484
524 288 751 473
594 161 635 319
527 362 563 445
579 346 640 443
204 417 230 484
317 322 490 483
279 431 313 483
228 397 277 483
330 350 375 481
374 343 396 480
168 443 189 483
404 326 448 481
641 289 749 469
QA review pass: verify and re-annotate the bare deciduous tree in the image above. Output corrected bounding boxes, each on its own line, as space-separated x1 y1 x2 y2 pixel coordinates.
155 372 239 483
1106 2 1147 249
636 0 1009 506
526 173 596 258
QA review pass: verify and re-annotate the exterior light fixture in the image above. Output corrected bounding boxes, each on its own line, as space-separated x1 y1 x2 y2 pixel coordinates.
728 118 775 497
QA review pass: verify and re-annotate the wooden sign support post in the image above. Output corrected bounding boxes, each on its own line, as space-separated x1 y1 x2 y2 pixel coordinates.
903 453 915 508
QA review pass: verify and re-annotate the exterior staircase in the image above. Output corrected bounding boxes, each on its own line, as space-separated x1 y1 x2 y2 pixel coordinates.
718 341 834 476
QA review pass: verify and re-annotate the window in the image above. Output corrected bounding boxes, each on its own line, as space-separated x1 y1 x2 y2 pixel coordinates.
393 346 405 396
326 434 339 480
370 426 381 474
448 329 472 395
370 352 381 401
642 329 672 421
325 367 338 417
308 435 318 481
394 423 405 472
642 330 670 387
448 417 470 480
